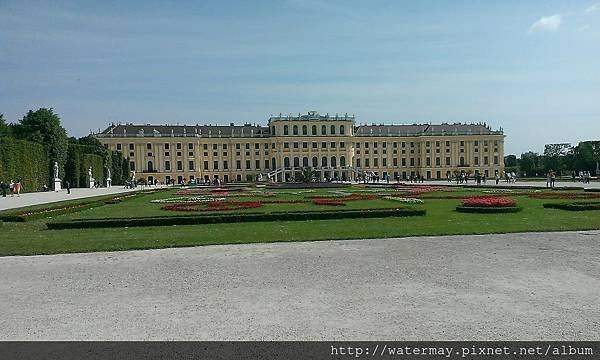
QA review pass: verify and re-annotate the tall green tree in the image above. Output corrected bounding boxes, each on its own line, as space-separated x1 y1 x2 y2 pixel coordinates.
543 143 573 174
14 108 68 182
0 114 13 137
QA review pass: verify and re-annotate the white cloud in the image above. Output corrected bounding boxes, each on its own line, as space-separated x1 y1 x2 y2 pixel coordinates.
575 24 591 32
585 3 600 13
529 15 562 32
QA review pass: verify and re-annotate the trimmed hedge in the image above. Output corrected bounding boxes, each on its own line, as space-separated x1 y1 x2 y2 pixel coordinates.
0 191 145 222
456 206 523 214
0 137 49 192
543 202 600 211
584 188 600 193
46 207 426 230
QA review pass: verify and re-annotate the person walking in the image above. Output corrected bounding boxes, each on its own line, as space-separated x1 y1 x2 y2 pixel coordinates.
1 181 7 197
15 180 22 196
550 170 556 188
9 180 15 197
65 180 71 194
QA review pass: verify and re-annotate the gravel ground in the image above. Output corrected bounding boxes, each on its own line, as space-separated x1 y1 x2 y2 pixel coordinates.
1 231 599 340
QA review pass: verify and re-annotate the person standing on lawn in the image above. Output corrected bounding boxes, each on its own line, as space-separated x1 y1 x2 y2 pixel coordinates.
65 180 71 194
9 180 14 196
1 180 7 197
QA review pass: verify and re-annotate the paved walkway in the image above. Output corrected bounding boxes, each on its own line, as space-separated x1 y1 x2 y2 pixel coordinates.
0 186 166 211
1 231 598 340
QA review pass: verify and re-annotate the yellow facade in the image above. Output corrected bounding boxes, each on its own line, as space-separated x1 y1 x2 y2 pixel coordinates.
96 111 505 184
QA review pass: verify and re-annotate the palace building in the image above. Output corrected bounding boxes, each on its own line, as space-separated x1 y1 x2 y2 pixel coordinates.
96 111 505 184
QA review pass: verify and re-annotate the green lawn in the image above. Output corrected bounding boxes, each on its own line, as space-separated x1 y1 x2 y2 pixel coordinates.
0 185 599 256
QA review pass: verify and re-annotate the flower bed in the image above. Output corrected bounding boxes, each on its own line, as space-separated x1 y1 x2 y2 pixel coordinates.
151 196 226 204
456 196 521 213
161 201 263 212
312 199 346 206
528 192 600 200
461 197 517 208
383 197 424 204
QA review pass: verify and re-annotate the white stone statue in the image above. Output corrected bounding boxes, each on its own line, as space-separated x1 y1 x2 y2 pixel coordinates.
53 161 61 191
53 162 59 179
106 167 111 180
131 170 136 181
88 166 93 179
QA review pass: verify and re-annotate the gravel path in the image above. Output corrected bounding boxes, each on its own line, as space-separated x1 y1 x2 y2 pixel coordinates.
1 231 599 340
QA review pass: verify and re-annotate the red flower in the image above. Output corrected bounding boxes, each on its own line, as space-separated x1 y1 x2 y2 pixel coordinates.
461 196 517 207
312 199 346 206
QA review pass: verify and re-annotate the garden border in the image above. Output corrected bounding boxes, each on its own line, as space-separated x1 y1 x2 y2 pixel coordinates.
46 207 426 229
456 206 523 214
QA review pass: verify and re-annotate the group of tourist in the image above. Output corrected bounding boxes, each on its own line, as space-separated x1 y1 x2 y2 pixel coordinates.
573 171 593 184
0 180 23 197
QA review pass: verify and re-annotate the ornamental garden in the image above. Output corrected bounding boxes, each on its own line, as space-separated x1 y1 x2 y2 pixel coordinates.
1 183 600 256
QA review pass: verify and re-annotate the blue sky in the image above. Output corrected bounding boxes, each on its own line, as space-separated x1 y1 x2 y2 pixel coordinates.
1 0 599 154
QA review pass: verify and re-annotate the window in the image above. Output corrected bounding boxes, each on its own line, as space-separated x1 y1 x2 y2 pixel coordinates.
494 156 499 165
293 125 298 135
356 159 361 167
246 160 251 169
331 156 337 167
321 142 327 149
293 142 299 149
271 126 276 135
236 160 241 170
189 161 195 171
177 143 182 150
321 125 327 135
129 144 135 150
484 156 489 165
116 144 122 151
284 142 289 149
302 125 307 135
213 160 219 170
223 161 228 170
264 160 269 169
236 143 241 149
165 161 171 171
284 125 289 135
460 141 465 147
340 125 345 135
446 157 451 166
146 143 152 150
365 159 370 167
312 125 317 135
302 142 308 149
293 157 300 167
312 142 318 149
436 157 441 166
340 142 345 148
189 143 194 150
330 142 336 148
401 158 406 166
410 158 415 166
321 157 328 167
330 125 335 135
203 161 208 170
474 157 479 165
147 161 154 172
284 157 290 168
245 143 250 150
312 157 318 167
340 156 346 167
393 158 398 166
382 158 387 166
256 160 261 169
177 161 183 171
303 157 309 167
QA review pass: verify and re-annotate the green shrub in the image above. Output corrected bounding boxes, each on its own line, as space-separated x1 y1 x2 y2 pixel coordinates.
543 202 600 211
0 137 49 192
46 207 426 230
456 206 523 214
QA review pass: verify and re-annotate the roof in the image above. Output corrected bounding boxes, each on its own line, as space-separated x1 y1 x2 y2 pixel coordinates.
354 123 502 136
96 122 502 138
97 124 271 138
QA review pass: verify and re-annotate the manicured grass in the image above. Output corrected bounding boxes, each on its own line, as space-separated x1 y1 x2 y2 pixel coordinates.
0 185 599 256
